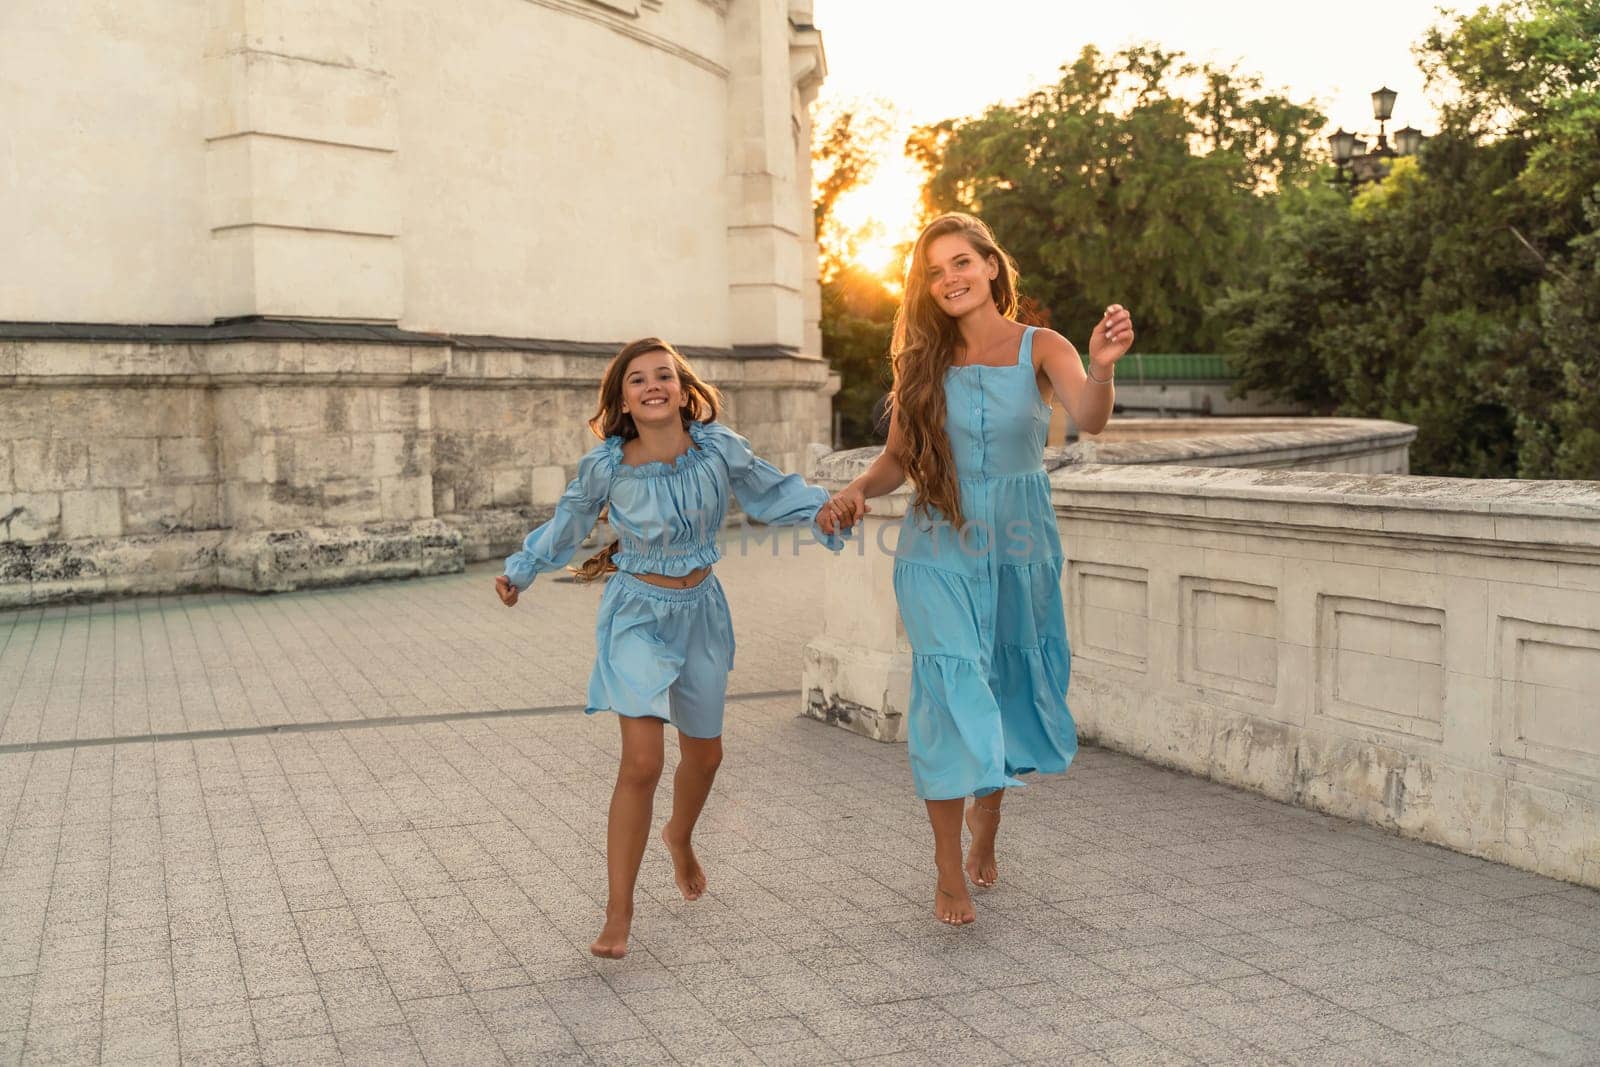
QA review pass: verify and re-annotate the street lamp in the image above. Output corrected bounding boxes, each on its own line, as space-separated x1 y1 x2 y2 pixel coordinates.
1330 86 1426 191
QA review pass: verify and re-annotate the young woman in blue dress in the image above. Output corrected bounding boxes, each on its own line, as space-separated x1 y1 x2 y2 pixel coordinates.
496 338 844 957
818 213 1135 925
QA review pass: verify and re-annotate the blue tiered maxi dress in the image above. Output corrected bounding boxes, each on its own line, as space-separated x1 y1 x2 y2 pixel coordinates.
892 326 1078 799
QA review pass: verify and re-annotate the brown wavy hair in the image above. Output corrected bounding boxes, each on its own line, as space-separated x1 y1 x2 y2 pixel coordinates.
890 213 1019 528
573 337 722 580
588 337 721 440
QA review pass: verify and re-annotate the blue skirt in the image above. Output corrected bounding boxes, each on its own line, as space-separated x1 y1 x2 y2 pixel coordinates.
893 469 1077 800
586 572 735 739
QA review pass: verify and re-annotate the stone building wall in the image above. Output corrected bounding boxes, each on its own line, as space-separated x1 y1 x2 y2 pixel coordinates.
1 0 824 350
0 332 833 606
1 1 836 605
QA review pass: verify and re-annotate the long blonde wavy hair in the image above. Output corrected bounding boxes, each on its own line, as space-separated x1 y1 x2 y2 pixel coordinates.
890 213 1020 528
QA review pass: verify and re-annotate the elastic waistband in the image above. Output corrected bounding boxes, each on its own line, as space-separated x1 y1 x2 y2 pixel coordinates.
610 570 722 603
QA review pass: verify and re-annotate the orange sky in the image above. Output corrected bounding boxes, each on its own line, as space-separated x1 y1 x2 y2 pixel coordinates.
812 0 1459 280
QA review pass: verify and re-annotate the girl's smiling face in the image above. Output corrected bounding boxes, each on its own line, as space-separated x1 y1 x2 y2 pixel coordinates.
622 349 686 427
925 233 998 319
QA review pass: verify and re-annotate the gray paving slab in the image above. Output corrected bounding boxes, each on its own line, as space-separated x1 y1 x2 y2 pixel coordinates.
0 547 1598 1065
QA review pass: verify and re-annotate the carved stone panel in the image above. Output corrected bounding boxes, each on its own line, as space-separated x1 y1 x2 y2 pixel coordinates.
1069 561 1149 672
1179 577 1278 703
1316 596 1446 741
1496 617 1600 780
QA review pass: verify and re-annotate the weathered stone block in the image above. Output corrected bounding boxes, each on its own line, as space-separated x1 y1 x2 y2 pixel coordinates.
299 343 362 377
373 388 424 431
121 486 181 535
59 489 123 540
432 484 456 515
89 439 161 488
225 483 313 530
257 389 326 434
380 476 432 521
322 478 381 524
216 520 463 594
453 470 494 510
0 441 11 491
221 434 287 484
15 439 90 491
290 435 355 481
1 492 62 542
801 637 909 743
369 432 408 478
491 469 527 507
529 465 567 504
157 437 219 484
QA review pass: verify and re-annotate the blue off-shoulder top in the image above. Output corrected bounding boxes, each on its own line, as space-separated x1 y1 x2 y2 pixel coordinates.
504 420 844 590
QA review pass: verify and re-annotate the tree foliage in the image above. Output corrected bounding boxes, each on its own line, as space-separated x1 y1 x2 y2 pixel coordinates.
812 101 895 284
910 45 1325 352
811 100 899 445
1218 0 1600 477
821 266 897 446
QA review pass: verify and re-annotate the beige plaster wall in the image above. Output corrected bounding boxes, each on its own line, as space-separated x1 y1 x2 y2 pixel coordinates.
1 0 827 358
388 0 735 343
0 1 211 323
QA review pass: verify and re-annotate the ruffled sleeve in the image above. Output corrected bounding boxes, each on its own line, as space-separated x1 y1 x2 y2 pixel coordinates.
695 421 847 551
503 439 618 590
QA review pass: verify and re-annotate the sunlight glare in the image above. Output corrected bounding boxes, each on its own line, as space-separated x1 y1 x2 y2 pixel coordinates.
830 150 922 287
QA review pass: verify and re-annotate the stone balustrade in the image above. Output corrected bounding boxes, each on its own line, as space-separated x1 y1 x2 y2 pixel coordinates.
803 425 1600 888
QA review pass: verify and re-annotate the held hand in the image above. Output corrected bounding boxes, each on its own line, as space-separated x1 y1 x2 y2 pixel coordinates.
818 486 870 534
494 575 520 607
1086 304 1135 373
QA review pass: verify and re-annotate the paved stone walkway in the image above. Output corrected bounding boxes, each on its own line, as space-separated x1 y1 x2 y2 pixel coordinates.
2 547 1599 1065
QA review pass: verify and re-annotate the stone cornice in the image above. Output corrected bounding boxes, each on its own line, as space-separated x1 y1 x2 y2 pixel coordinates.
0 323 826 389
522 0 728 77
1050 463 1600 555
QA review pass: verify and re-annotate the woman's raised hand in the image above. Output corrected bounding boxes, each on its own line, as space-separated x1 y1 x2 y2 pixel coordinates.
494 575 520 607
1087 304 1135 371
819 485 870 535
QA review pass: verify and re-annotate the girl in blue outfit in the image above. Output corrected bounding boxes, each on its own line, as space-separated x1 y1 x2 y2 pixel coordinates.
819 214 1134 926
495 337 842 958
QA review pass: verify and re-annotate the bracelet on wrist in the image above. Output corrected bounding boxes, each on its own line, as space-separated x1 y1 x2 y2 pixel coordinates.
1086 361 1115 385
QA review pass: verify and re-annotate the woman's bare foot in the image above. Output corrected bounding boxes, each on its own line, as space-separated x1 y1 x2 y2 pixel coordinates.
964 800 1001 888
661 822 707 901
590 909 632 958
934 854 976 925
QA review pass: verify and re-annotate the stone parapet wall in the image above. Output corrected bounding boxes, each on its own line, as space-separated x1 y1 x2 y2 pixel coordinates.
0 337 833 606
1052 465 1600 888
803 430 1600 888
1068 417 1416 474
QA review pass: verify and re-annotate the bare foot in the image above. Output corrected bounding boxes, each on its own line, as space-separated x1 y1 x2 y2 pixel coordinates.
590 910 631 958
934 861 976 925
964 801 1000 888
661 822 707 901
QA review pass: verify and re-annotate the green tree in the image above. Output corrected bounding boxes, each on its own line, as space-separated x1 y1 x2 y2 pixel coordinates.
812 99 899 445
1218 0 1599 477
821 266 898 446
910 45 1325 352
812 101 895 283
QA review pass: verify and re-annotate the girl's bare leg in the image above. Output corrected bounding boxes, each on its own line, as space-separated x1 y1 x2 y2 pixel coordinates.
662 732 722 900
927 798 976 925
965 789 1004 888
591 716 665 959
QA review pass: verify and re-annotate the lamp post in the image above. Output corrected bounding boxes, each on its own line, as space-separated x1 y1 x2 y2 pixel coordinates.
1329 86 1426 191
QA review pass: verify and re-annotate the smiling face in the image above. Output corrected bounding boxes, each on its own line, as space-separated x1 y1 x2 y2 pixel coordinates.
924 232 999 319
620 348 686 427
